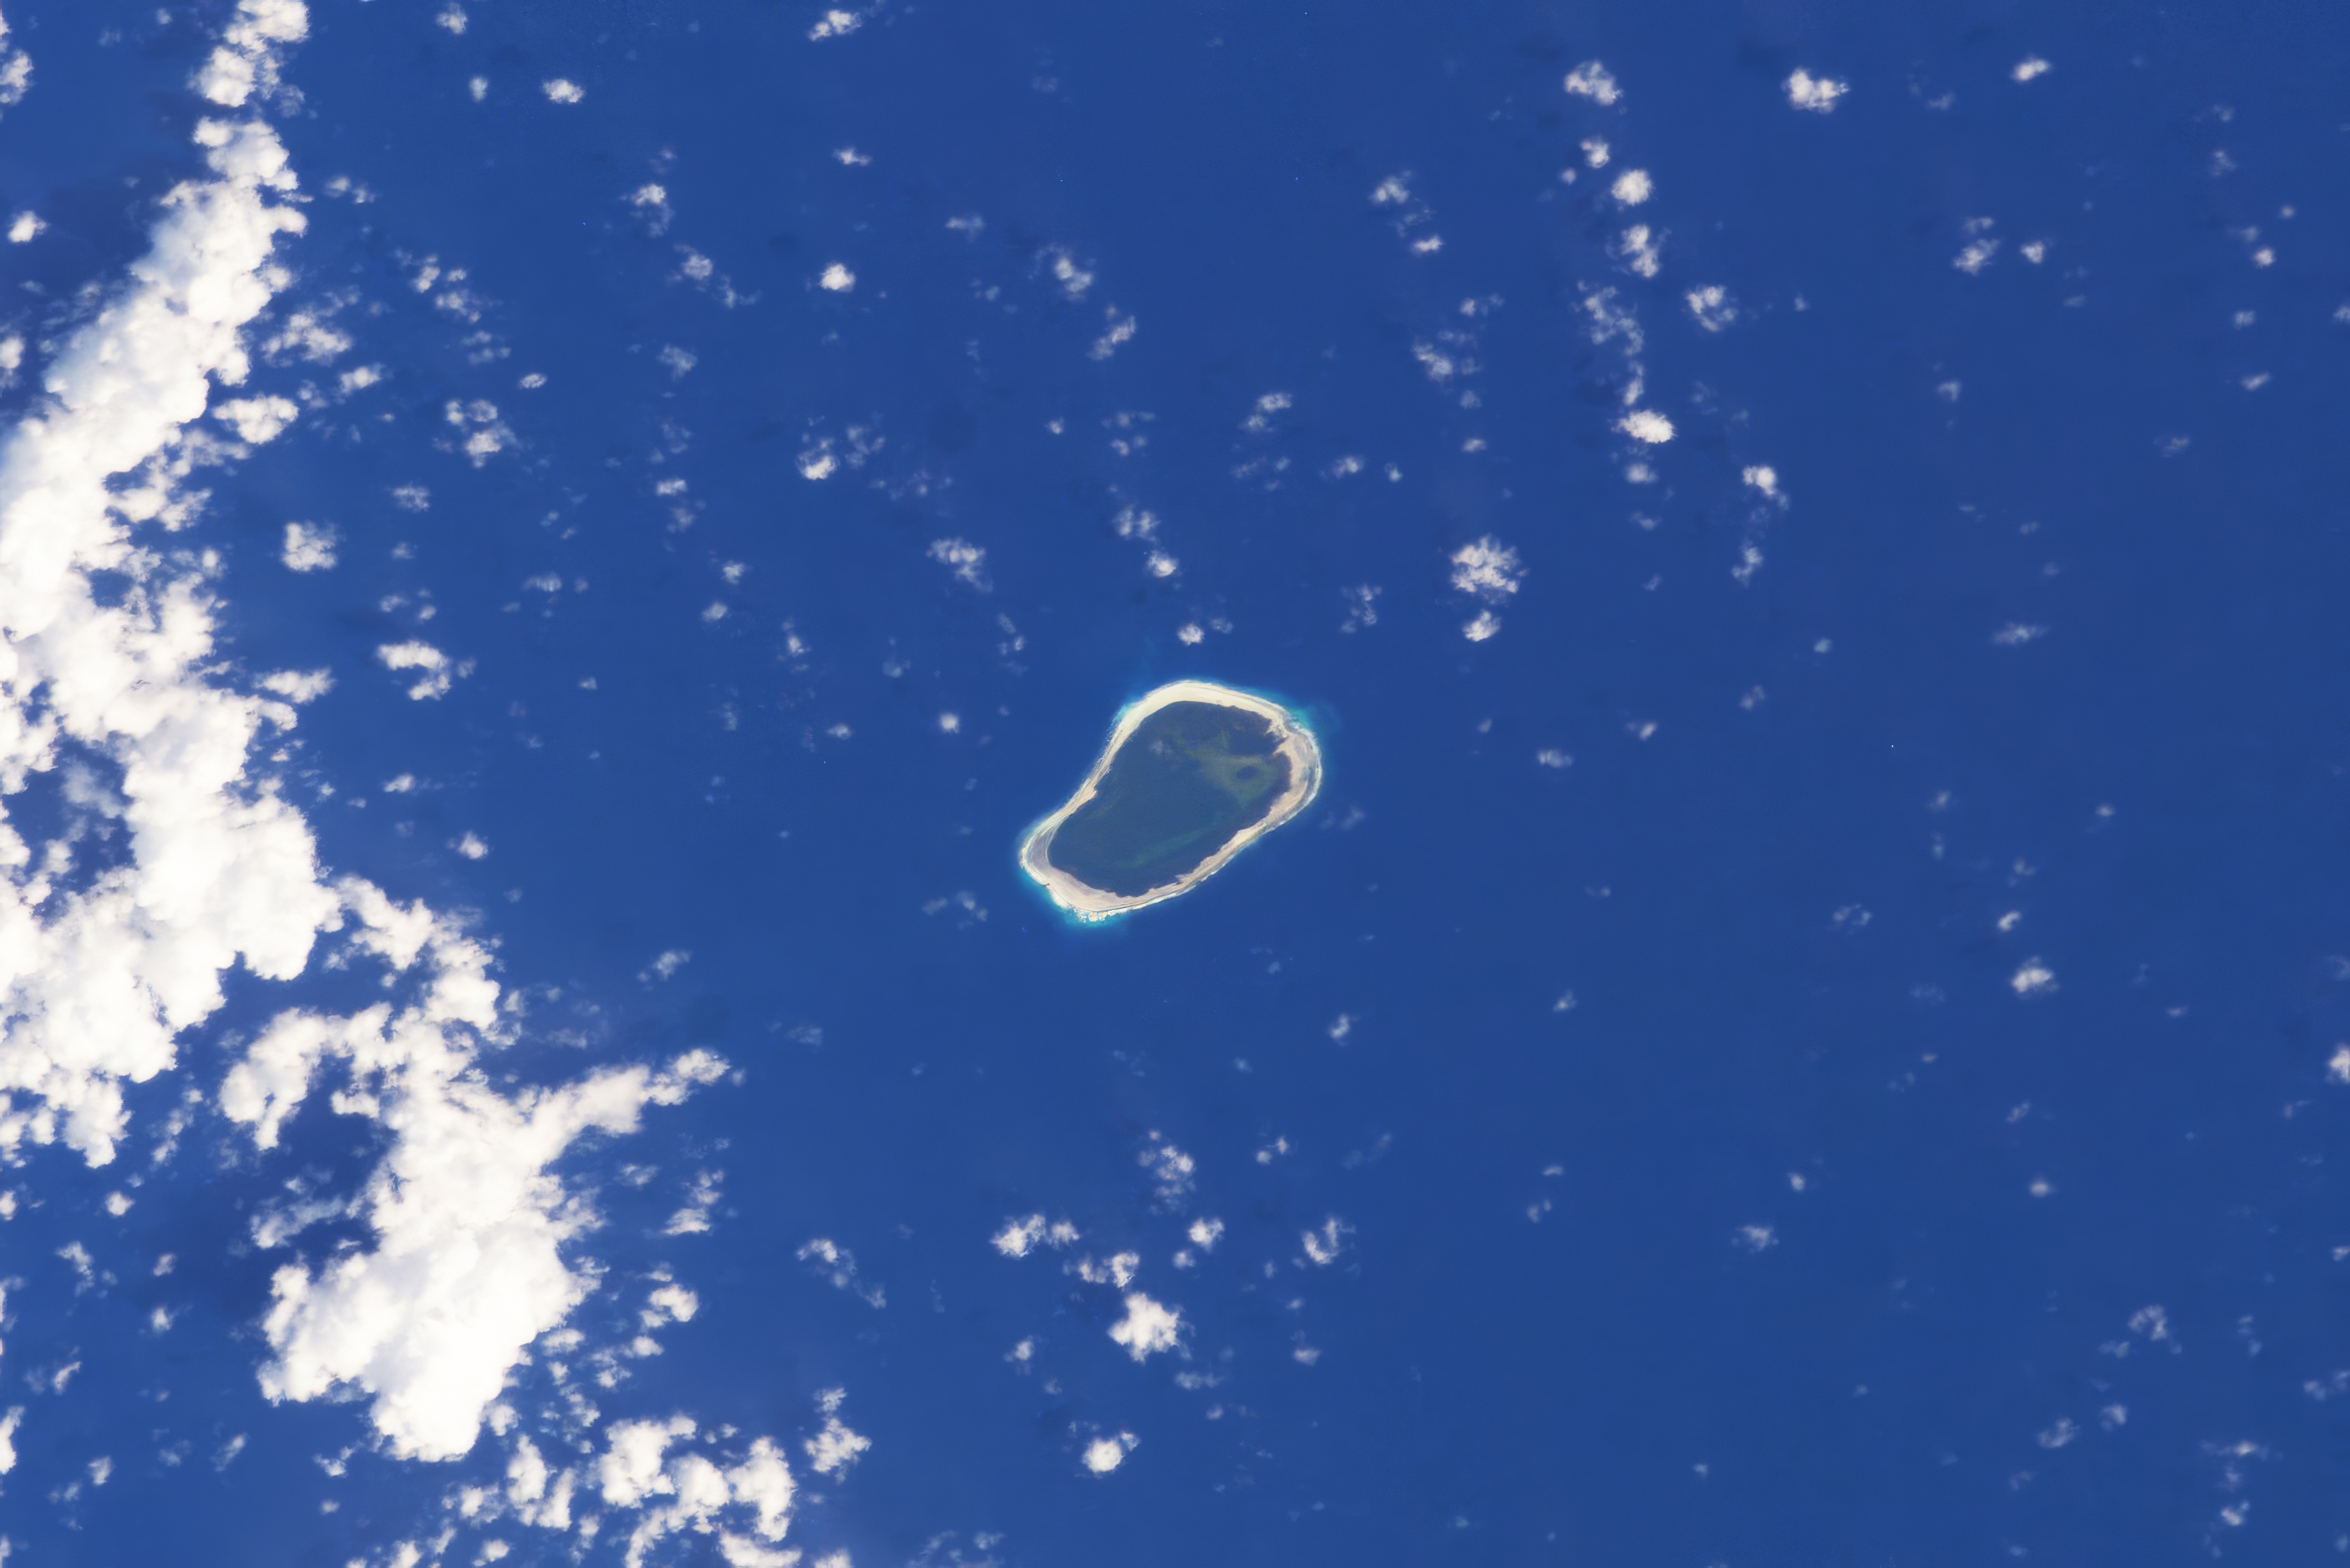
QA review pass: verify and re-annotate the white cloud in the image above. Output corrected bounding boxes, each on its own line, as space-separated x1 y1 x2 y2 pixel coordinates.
657 344 696 379
541 78 584 104
1784 69 1848 112
1463 610 1502 642
1082 1432 1137 1474
993 1214 1078 1257
6 210 42 244
1686 285 1737 332
927 536 991 591
0 1405 18 1473
1610 169 1652 205
281 520 337 571
595 1419 799 1568
219 886 731 1461
818 263 855 292
0 2 333 1170
2328 1044 2349 1085
808 8 865 40
1300 1216 1352 1266
260 668 332 703
215 394 298 444
1089 308 1137 361
1186 1216 1224 1252
803 1409 870 1476
377 640 466 700
2011 959 2057 997
1108 1292 1184 1361
798 1237 885 1307
1562 60 1620 105
2012 57 2050 82
644 1282 698 1326
1070 1251 1140 1288
1617 409 1674 443
1615 224 1662 278
1450 536 1524 600
0 7 29 120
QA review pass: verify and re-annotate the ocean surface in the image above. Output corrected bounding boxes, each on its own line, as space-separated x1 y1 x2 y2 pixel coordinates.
2 1 2347 1564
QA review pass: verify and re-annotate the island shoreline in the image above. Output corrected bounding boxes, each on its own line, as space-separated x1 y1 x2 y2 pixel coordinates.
1017 680 1324 922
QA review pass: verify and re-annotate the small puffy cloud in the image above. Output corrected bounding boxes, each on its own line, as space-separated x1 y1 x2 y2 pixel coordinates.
281 521 337 571
1186 1217 1224 1252
1300 1217 1353 1266
803 1403 870 1477
657 345 697 378
2326 1044 2349 1085
1450 536 1524 601
1109 1293 1185 1361
1686 285 1738 332
7 211 43 243
376 641 465 701
809 8 865 39
1742 465 1784 502
541 78 585 103
1784 69 1849 112
2011 959 2058 997
1563 60 1620 105
215 394 298 444
1089 308 1137 361
818 263 855 292
993 1214 1077 1257
1615 224 1662 278
1617 409 1674 444
797 1237 885 1307
927 537 991 591
1610 169 1653 206
2012 57 2051 82
260 669 333 703
1463 610 1502 642
1082 1432 1138 1475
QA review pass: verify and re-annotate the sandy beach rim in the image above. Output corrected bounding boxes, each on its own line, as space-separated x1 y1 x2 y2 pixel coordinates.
1017 680 1324 922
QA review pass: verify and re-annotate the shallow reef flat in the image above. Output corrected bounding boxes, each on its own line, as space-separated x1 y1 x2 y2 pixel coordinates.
1018 681 1323 921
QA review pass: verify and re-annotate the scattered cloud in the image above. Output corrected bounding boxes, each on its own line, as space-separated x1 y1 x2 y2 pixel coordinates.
281 520 338 571
376 641 468 701
541 78 584 104
1784 69 1849 112
1450 537 1524 601
927 537 991 591
1686 285 1737 332
798 1237 885 1308
1563 60 1620 106
1082 1432 1138 1474
1108 1293 1185 1361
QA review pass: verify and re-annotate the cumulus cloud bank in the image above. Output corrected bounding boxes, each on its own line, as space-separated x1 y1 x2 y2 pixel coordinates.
0 0 754 1480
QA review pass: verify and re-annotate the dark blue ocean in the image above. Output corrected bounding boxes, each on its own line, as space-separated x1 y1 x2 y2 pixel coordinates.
3 1 2348 1563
